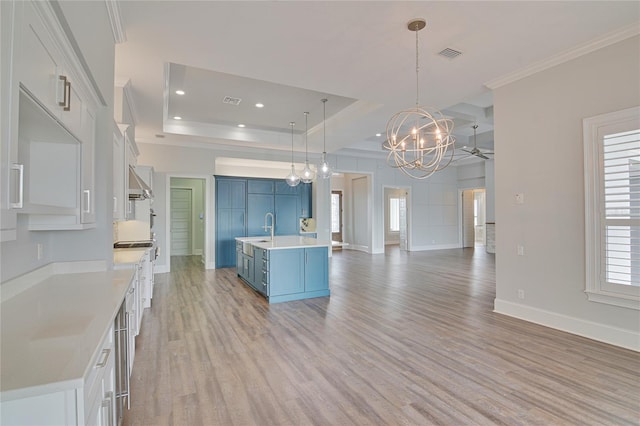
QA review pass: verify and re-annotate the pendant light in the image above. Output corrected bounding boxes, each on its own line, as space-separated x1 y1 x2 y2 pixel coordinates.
382 18 455 179
318 98 332 179
285 122 300 187
300 112 315 183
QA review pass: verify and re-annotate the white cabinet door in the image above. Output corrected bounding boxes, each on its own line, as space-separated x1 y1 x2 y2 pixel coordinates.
1 389 78 425
1 0 22 241
80 105 95 224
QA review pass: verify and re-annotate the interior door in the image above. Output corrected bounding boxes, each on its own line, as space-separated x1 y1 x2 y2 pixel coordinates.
331 190 343 244
462 190 474 248
171 188 192 255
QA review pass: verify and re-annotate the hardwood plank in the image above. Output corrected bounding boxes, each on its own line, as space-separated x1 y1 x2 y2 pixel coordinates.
123 250 640 425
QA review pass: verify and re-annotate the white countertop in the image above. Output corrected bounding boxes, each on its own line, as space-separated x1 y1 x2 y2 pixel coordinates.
236 235 330 250
0 268 134 400
113 247 150 268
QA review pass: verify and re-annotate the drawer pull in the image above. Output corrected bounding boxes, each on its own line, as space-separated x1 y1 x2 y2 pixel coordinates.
95 348 110 368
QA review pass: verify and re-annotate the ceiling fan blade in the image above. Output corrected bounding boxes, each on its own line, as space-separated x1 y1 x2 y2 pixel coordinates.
476 152 490 160
461 148 473 154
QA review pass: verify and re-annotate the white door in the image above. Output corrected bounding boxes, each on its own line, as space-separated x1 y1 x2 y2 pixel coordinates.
171 188 192 256
399 193 408 251
462 190 474 248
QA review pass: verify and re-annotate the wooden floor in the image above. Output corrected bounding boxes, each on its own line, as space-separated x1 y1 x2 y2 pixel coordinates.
124 248 640 426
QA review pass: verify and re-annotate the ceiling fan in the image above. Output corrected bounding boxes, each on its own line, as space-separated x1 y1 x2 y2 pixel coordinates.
459 124 493 160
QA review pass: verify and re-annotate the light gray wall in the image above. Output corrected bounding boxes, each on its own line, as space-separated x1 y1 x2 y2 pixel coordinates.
1 2 114 282
493 35 640 345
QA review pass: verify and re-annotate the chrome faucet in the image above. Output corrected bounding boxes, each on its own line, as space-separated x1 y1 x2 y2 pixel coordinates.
263 212 275 240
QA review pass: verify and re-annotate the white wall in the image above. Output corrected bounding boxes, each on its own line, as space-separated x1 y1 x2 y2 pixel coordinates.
493 35 640 350
1 3 114 282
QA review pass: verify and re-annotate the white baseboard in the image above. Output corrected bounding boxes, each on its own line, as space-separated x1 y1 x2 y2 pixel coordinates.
494 298 639 352
344 244 369 253
410 243 459 251
154 264 170 274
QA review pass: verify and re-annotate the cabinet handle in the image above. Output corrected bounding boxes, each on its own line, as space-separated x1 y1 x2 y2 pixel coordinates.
10 164 23 209
83 190 91 213
101 392 113 426
58 75 71 111
95 348 111 368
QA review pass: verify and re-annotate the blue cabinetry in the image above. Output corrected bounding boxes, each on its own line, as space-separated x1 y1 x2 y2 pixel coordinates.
216 176 313 268
238 242 330 303
247 194 274 237
216 178 246 268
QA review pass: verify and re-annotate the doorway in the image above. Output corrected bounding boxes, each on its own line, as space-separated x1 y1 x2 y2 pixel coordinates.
331 190 343 250
461 188 486 248
384 187 409 251
170 188 192 255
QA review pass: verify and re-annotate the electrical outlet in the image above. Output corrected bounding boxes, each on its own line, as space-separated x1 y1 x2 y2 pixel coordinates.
37 243 43 260
515 193 525 204
518 289 525 300
517 244 525 256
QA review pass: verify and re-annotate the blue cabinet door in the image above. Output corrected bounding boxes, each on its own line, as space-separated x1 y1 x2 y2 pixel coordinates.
216 178 246 209
304 247 328 292
248 179 274 194
247 194 274 237
269 249 304 296
216 208 245 268
300 183 312 218
275 195 299 236
275 181 300 195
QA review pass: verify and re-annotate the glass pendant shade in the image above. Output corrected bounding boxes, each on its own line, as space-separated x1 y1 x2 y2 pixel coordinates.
286 164 301 187
301 112 315 183
285 121 300 187
318 98 332 179
318 153 332 179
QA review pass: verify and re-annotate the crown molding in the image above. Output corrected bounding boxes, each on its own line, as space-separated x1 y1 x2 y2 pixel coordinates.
485 23 640 90
105 0 126 44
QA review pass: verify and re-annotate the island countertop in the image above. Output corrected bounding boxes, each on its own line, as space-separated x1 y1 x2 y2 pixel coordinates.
236 235 330 250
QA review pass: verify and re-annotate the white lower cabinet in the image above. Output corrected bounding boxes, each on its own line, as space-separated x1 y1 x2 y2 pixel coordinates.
1 325 116 426
82 324 116 426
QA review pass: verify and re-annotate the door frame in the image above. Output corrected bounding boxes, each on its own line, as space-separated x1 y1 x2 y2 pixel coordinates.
382 185 411 250
164 174 214 273
457 187 486 248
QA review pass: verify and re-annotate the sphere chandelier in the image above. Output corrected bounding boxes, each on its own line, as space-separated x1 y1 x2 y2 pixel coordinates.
382 18 455 179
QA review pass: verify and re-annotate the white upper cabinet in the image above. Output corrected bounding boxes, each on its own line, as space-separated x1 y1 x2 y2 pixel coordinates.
0 0 102 234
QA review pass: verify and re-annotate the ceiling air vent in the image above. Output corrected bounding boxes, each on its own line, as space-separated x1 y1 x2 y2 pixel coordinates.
438 48 462 59
223 96 242 106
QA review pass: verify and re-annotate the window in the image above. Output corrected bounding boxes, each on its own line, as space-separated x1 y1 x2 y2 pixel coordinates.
584 106 640 309
389 197 400 232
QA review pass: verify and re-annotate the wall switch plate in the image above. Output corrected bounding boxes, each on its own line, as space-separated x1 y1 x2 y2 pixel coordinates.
518 289 525 300
37 243 43 260
517 244 525 256
515 193 524 204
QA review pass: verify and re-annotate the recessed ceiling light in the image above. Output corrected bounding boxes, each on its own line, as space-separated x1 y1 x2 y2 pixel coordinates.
255 103 264 108
376 133 382 137
173 116 182 120
175 90 185 95
238 124 246 128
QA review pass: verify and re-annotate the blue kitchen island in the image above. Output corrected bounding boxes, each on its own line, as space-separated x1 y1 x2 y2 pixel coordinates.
235 236 330 303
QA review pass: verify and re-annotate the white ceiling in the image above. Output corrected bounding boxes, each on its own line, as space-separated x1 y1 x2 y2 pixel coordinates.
114 1 639 161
